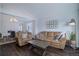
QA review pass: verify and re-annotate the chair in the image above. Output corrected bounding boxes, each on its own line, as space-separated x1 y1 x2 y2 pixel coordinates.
15 31 32 46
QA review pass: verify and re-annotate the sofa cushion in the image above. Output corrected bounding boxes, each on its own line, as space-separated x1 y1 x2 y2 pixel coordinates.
46 36 53 42
47 32 54 37
54 32 61 36
22 33 27 39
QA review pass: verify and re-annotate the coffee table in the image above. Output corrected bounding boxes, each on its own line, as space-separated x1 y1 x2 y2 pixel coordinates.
28 39 49 55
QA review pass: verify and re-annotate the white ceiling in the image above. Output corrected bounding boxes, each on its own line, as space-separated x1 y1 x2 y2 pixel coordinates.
0 3 78 21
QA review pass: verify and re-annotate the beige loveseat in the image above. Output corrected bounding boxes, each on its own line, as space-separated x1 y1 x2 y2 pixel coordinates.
16 31 32 46
35 31 67 49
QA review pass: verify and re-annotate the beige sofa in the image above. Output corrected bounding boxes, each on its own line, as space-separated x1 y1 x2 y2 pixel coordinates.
35 31 67 49
16 31 32 46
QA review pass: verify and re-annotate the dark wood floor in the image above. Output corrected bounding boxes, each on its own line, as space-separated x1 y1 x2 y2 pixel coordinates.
0 43 79 56
45 46 79 56
0 43 38 56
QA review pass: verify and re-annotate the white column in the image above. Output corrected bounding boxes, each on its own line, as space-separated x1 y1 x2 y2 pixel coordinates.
32 20 36 37
22 22 27 32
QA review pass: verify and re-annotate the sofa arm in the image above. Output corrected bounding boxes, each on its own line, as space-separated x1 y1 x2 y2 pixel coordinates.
59 38 67 49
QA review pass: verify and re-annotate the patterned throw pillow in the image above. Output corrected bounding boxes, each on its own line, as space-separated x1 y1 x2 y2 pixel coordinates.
53 34 63 41
57 34 63 40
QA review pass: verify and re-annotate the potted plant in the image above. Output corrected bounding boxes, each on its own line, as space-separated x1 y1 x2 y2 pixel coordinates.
69 32 76 48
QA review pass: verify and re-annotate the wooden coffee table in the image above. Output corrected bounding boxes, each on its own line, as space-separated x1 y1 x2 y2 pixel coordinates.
28 39 49 55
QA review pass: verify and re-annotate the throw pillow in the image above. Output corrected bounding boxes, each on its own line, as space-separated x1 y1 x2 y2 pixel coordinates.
57 33 63 40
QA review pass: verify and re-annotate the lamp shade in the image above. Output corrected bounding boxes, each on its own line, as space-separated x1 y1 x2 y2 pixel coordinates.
69 19 76 26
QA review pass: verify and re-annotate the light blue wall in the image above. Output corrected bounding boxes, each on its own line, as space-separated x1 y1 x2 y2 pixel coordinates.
76 4 79 47
36 4 78 33
35 4 78 42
